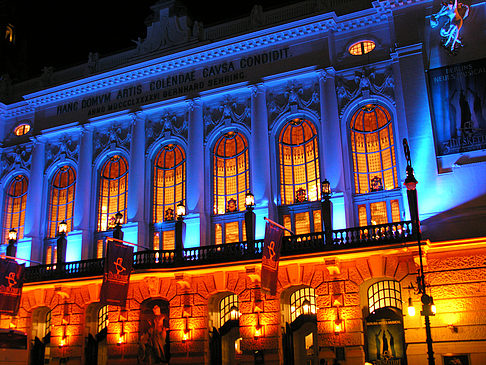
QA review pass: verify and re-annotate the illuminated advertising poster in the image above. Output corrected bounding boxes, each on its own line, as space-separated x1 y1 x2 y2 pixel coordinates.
427 58 486 156
365 308 406 365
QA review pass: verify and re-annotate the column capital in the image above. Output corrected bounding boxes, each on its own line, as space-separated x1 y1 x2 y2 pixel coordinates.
249 83 265 97
129 110 146 123
317 67 336 82
186 97 202 112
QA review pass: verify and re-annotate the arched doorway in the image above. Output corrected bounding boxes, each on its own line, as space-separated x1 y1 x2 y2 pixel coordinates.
138 299 170 364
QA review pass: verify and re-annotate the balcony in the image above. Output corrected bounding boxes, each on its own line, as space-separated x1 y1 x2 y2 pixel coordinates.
23 221 414 283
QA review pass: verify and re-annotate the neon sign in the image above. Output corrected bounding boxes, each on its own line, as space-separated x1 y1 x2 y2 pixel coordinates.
430 0 470 54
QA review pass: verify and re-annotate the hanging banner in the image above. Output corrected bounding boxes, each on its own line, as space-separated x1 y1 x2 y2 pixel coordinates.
0 259 25 315
427 58 486 156
100 238 133 307
261 220 284 296
365 308 406 365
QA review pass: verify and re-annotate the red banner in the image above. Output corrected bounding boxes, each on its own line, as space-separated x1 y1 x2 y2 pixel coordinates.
261 220 284 296
100 239 133 307
0 259 25 315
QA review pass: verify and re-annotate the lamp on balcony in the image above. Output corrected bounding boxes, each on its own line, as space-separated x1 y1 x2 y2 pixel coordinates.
56 220 68 266
175 202 186 263
245 191 256 253
321 179 333 245
403 138 435 365
113 212 124 240
7 228 17 258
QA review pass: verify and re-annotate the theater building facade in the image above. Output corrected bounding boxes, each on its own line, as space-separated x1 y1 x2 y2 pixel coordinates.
1 0 486 364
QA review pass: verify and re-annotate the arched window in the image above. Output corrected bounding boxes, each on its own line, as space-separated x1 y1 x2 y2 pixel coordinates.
219 294 240 328
212 131 250 244
350 104 397 194
152 144 185 250
2 175 28 244
47 166 76 238
97 155 128 232
283 287 318 364
349 104 402 226
290 287 317 323
368 280 402 314
213 131 249 215
209 294 241 363
98 305 109 333
278 118 322 235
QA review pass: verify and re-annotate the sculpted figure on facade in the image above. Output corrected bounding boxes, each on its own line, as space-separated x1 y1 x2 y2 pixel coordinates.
1 145 31 178
45 135 79 167
267 80 320 127
94 123 131 157
336 68 394 111
203 95 250 136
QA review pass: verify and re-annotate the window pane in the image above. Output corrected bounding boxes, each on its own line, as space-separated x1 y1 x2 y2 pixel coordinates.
225 221 239 243
370 201 388 225
278 118 320 205
47 166 76 238
295 212 310 235
2 175 28 244
97 155 128 231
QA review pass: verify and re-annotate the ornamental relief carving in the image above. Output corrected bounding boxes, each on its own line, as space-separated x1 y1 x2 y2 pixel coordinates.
46 135 79 167
94 123 131 158
335 68 395 112
267 80 320 129
203 95 250 137
146 111 187 147
1 144 32 178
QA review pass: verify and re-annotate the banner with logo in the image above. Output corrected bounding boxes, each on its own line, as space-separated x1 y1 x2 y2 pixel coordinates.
261 220 284 296
427 58 486 156
100 239 133 307
0 259 25 315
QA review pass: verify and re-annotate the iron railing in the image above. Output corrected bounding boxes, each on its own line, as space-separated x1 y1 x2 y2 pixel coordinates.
23 221 414 283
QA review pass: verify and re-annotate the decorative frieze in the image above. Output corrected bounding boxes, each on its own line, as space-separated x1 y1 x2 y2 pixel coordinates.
335 67 395 112
267 80 320 128
94 123 131 158
46 134 79 168
147 111 188 147
203 95 250 137
1 144 32 178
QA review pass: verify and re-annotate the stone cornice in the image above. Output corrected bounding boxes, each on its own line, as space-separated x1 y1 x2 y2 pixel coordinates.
5 1 428 115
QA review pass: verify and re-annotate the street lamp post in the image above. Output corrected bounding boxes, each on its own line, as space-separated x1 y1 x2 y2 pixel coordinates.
113 212 124 240
7 228 17 258
57 220 68 267
245 191 256 254
321 179 333 245
403 138 435 365
175 203 186 263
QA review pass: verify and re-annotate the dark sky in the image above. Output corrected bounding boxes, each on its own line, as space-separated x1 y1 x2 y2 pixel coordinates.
21 0 298 77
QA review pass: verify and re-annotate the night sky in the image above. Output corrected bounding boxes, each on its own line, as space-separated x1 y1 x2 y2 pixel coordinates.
21 0 298 77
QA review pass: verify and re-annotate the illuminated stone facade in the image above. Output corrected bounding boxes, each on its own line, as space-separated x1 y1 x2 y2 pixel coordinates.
0 0 486 364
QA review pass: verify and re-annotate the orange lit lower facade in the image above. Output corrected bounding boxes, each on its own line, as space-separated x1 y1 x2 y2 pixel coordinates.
3 237 484 365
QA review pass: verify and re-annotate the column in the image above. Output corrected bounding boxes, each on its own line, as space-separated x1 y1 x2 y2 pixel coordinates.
23 137 46 263
127 112 146 247
318 69 347 229
186 98 205 247
73 126 93 260
250 83 273 238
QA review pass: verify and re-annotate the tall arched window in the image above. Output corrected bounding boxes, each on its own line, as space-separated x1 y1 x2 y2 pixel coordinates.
350 104 402 226
152 144 186 250
2 175 28 244
212 131 249 244
350 104 397 194
97 155 128 232
47 166 76 238
278 118 322 235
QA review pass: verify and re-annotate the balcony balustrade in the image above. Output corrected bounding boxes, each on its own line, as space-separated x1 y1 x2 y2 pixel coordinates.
23 221 414 283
